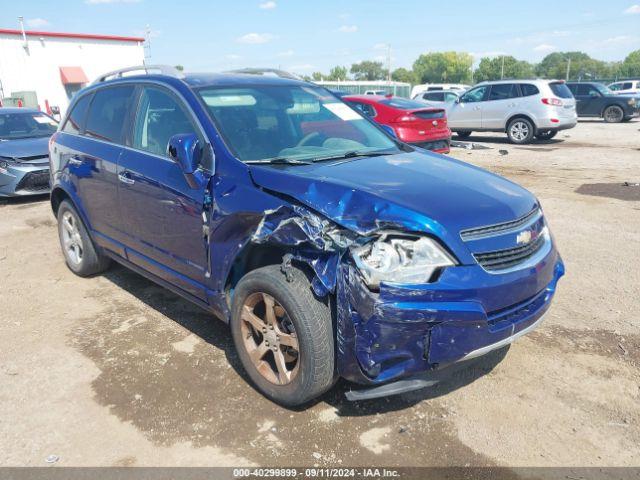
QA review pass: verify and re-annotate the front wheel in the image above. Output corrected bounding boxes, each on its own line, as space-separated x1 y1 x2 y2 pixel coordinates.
535 130 557 141
603 105 624 123
230 265 335 406
507 118 534 144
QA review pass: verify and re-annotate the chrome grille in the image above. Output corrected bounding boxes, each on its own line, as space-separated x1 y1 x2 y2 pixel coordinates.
460 208 541 241
473 233 546 271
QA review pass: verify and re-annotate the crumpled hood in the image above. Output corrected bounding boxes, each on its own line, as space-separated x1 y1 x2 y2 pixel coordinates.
0 137 50 160
249 150 537 243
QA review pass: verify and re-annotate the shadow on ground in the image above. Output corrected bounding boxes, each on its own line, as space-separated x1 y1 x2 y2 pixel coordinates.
69 264 506 466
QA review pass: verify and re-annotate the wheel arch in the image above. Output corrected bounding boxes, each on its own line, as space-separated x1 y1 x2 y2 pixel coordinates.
50 186 72 216
505 113 537 133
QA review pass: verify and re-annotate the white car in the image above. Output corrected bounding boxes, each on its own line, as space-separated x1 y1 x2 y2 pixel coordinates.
410 83 470 99
608 80 640 95
446 79 577 144
413 89 460 107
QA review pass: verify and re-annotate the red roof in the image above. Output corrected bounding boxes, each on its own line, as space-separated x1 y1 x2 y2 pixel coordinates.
0 28 144 43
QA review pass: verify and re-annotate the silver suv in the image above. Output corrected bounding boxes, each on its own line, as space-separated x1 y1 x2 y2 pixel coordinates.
446 79 577 144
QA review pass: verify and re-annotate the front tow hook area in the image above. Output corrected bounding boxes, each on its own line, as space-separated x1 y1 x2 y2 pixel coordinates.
345 374 439 401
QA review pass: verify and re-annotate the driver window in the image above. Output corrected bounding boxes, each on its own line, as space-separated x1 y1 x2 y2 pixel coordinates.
460 86 488 103
133 86 199 157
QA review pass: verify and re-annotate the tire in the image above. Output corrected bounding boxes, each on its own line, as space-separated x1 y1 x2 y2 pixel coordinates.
621 117 632 123
603 105 624 123
230 264 335 406
506 117 535 144
534 130 557 141
57 200 111 276
455 131 472 139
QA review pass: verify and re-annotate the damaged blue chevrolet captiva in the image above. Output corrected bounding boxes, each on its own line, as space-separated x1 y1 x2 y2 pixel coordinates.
49 66 564 406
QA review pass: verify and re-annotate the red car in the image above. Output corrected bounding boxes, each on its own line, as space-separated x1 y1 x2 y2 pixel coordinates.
343 95 451 153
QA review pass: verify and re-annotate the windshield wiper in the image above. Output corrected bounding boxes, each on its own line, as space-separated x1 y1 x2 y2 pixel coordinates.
245 157 312 165
310 150 394 163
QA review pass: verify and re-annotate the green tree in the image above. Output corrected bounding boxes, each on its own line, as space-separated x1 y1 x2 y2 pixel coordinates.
412 51 473 84
350 61 387 81
327 65 348 81
311 71 324 81
174 65 184 71
618 49 640 77
473 56 534 82
391 67 416 84
535 51 614 80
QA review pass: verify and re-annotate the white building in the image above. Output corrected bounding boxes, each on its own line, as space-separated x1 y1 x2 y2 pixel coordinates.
0 27 144 115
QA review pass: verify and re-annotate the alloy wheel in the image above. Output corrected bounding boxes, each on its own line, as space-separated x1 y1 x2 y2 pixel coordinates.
510 121 530 142
61 211 84 265
240 292 300 385
604 106 623 123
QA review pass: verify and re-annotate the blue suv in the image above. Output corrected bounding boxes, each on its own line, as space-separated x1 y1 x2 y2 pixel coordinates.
49 66 564 406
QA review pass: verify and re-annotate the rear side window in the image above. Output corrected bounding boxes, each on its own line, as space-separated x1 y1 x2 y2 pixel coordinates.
62 94 92 134
488 84 519 101
347 102 376 117
520 84 540 97
85 86 136 144
549 82 573 99
425 92 444 101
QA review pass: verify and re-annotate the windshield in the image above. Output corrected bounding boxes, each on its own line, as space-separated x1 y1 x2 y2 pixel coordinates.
0 112 58 140
197 85 399 162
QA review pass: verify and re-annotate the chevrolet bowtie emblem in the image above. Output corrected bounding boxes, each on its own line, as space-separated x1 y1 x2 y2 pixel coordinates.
516 230 532 245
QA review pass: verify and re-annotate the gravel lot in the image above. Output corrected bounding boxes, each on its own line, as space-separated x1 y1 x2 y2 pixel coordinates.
1 119 638 467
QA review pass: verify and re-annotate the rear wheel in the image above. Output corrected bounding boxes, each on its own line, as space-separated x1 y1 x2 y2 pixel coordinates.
230 265 335 406
507 118 534 144
57 200 111 276
455 131 472 139
534 130 557 141
603 105 624 123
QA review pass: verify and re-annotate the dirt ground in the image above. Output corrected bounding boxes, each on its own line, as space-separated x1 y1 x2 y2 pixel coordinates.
1 119 639 468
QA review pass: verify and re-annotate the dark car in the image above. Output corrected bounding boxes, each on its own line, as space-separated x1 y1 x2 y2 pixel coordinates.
49 66 564 406
566 82 639 123
0 108 57 197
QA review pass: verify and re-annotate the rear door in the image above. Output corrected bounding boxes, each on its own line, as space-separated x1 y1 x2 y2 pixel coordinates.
447 85 488 129
58 85 135 245
117 84 211 300
481 83 520 129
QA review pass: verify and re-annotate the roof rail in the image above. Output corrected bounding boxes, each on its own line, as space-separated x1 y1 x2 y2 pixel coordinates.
225 68 302 81
92 65 184 84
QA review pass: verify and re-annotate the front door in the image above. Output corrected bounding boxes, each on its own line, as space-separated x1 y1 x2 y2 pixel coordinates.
481 83 520 129
447 85 488 130
117 85 211 300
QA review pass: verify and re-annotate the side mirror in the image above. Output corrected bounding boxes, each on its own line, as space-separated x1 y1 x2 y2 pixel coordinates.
381 124 397 139
589 91 600 98
455 96 462 104
167 133 203 188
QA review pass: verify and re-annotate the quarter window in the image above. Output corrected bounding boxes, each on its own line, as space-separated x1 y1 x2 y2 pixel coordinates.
488 84 519 101
520 84 540 97
62 94 92 134
85 86 136 144
133 86 199 157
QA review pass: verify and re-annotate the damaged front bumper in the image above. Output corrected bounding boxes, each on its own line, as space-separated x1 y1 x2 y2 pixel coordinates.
336 246 564 387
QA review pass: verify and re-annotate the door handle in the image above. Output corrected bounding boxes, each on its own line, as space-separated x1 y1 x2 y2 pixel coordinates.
68 157 83 166
474 106 481 111
118 171 135 185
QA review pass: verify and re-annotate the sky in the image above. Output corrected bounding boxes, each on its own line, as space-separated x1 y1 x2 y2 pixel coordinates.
4 0 640 75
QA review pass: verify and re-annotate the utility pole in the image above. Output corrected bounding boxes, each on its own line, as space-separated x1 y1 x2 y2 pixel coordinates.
566 58 571 81
143 24 152 65
386 44 392 84
501 55 505 79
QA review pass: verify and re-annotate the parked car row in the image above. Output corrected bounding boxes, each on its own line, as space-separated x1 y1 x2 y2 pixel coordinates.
45 65 565 405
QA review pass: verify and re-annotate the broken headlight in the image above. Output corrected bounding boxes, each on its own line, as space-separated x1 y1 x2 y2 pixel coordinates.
351 233 456 288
